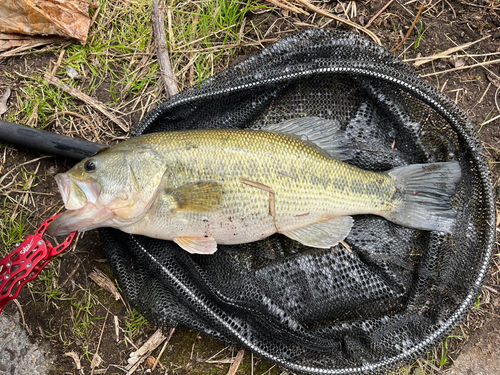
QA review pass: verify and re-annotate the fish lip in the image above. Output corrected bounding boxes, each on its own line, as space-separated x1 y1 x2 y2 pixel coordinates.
55 173 70 206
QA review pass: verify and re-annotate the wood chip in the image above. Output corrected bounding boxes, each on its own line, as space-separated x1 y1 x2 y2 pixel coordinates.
450 55 465 68
126 329 167 375
89 268 122 301
151 327 175 371
114 315 120 342
66 66 82 79
44 72 129 133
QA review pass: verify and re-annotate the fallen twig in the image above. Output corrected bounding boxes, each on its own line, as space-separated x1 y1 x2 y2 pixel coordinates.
365 0 394 28
89 268 122 302
391 1 426 53
341 240 352 253
44 72 128 133
0 37 66 59
226 350 245 375
420 58 500 77
91 311 108 375
408 35 490 66
13 299 31 336
151 327 175 371
126 329 167 375
151 0 179 98
294 0 381 45
241 177 277 229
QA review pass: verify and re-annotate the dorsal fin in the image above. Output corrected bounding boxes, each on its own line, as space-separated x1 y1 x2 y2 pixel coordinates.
262 117 351 160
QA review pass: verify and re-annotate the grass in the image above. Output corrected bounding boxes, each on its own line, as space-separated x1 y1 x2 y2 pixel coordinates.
413 20 434 50
0 199 27 250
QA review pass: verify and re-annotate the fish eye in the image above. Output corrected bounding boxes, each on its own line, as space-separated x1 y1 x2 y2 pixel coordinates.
84 160 97 172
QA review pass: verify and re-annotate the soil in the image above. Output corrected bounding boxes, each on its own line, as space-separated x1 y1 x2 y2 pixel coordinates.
0 1 499 375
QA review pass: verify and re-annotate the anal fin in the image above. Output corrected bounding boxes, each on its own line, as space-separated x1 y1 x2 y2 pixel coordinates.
281 216 354 249
174 236 218 254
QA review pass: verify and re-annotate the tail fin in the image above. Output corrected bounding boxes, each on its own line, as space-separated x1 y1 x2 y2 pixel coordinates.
385 162 461 233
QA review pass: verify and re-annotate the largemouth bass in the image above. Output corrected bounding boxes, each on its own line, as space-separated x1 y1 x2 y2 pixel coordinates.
47 117 461 254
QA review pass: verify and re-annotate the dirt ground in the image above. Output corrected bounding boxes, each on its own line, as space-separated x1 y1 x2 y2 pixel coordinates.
0 1 499 374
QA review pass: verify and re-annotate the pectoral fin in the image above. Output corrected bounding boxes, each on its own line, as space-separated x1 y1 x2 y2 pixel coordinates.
168 181 223 213
174 236 218 254
281 216 354 249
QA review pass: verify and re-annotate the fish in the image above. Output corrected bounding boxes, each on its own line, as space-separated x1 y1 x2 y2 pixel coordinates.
47 117 462 254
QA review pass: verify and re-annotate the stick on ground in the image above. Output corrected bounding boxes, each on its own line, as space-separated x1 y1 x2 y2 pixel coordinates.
408 35 490 66
44 72 129 133
365 0 394 28
151 0 179 98
391 1 426 53
226 350 245 375
294 0 381 45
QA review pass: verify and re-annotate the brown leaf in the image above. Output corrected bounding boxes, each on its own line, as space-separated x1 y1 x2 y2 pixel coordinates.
0 0 91 44
146 356 156 369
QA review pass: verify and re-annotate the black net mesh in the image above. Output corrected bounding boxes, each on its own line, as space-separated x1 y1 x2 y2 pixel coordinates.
99 30 495 374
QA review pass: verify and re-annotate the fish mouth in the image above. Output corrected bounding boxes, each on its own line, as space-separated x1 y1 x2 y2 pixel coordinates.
48 173 108 236
55 173 101 210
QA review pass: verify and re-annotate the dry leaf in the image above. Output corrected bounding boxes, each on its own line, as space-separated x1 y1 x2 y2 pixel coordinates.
0 88 11 115
146 356 156 369
0 0 91 44
91 353 102 369
63 352 81 370
450 55 465 68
